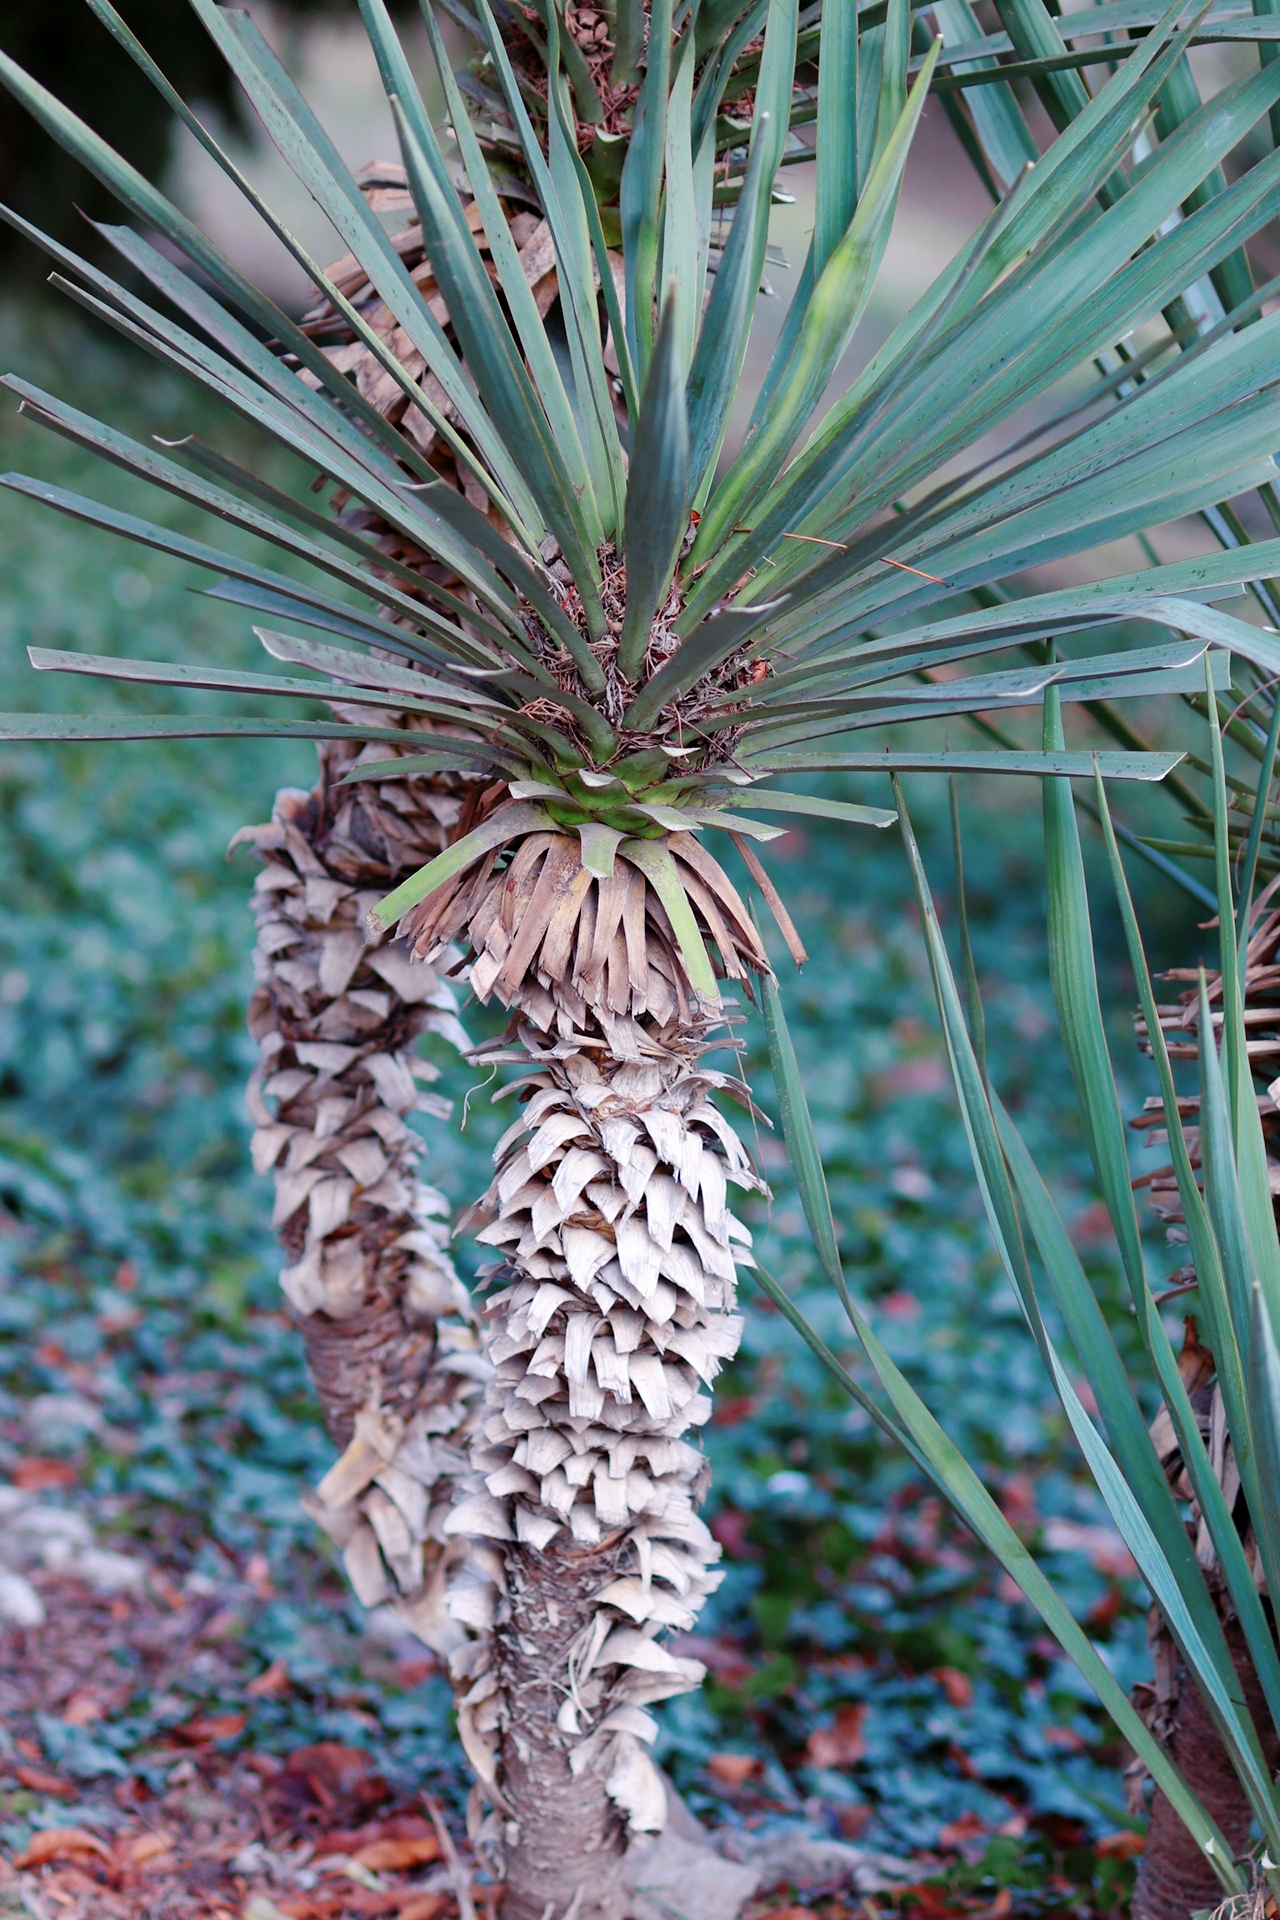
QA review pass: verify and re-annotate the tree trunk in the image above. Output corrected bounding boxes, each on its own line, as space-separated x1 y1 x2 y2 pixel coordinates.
243 738 482 1653
1135 1617 1277 1920
406 825 770 1911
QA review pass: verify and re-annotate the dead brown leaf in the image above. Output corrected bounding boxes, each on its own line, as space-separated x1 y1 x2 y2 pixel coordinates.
352 1835 441 1872
13 1826 112 1869
11 1458 77 1490
805 1701 867 1770
61 1691 105 1726
247 1658 291 1699
125 1831 174 1866
12 1763 76 1797
173 1712 246 1746
932 1667 974 1709
1095 1829 1146 1860
706 1752 762 1787
394 1899 451 1920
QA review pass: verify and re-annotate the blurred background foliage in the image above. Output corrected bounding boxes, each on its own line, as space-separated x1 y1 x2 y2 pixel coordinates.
0 0 412 267
0 290 1228 1905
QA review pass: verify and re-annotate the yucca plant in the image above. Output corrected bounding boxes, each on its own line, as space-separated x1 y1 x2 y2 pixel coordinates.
9 0 1280 1909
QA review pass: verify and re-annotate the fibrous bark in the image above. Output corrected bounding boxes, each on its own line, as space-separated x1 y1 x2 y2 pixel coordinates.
404 824 769 1915
242 736 481 1653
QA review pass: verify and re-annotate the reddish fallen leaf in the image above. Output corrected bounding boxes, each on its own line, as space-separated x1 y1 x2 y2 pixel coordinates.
61 1691 105 1726
1095 1829 1146 1860
125 1831 174 1866
283 1743 390 1813
805 1701 867 1769
394 1898 450 1920
938 1812 989 1849
11 1458 77 1491
988 1889 1013 1917
244 1552 275 1599
173 1712 247 1746
891 1886 959 1919
13 1826 112 1869
835 1803 872 1841
353 1835 441 1872
932 1666 974 1709
706 1752 762 1787
1043 1725 1087 1752
394 1660 438 1688
314 1816 434 1859
13 1764 76 1798
247 1658 291 1698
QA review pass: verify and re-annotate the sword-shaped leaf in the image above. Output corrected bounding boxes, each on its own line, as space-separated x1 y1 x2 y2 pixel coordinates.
618 306 691 680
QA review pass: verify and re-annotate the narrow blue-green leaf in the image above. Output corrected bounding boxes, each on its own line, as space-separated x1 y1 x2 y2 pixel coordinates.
759 964 848 1305
6 375 499 662
1096 769 1280 1736
381 0 595 513
187 0 544 540
721 790 897 827
661 27 702 379
814 0 858 275
900 779 1275 1853
693 39 939 562
26 647 502 727
743 748 1185 779
620 0 674 378
1204 657 1280 1333
745 1253 1242 1884
932 0 1038 194
0 713 432 745
389 99 605 644
618 304 691 679
0 473 460 655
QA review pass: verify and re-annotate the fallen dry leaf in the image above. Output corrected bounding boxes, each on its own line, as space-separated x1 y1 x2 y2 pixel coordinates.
247 1658 291 1699
282 1742 390 1812
12 1763 76 1797
804 1701 867 1769
352 1835 441 1872
11 1458 77 1490
173 1711 246 1746
395 1898 450 1920
932 1666 974 1708
126 1830 175 1866
1095 1829 1146 1860
938 1813 989 1851
61 1690 105 1726
14 1826 112 1869
706 1752 762 1787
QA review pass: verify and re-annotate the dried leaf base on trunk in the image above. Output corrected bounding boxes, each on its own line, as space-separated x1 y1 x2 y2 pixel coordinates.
414 826 768 1915
242 741 482 1656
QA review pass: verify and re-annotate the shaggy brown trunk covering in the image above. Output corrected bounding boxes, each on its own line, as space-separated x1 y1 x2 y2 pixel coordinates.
495 1542 630 1920
1134 1620 1276 1920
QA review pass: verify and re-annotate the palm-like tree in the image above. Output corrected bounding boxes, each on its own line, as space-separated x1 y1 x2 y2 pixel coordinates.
7 0 1280 1909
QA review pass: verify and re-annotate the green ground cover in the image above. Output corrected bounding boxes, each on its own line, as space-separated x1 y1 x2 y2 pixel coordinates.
0 302 1212 1907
